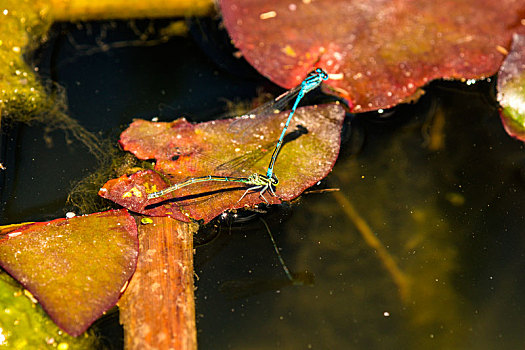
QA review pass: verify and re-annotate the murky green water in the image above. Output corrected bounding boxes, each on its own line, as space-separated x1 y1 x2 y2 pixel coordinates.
2 20 525 349
195 78 525 349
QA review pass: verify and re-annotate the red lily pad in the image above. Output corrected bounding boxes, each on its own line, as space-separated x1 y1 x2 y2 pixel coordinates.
0 210 139 336
497 33 525 141
99 103 345 223
220 0 524 112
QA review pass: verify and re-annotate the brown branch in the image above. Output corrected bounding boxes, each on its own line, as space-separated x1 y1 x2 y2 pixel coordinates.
118 217 198 350
48 0 214 21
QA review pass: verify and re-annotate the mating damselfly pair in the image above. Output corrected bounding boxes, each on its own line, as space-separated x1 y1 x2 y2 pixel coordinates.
148 68 329 203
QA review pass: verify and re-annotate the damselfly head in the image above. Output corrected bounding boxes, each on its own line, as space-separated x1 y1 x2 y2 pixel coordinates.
314 67 329 80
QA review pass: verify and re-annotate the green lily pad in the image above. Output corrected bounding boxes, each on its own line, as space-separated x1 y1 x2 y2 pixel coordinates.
99 103 345 223
497 33 525 141
0 209 139 336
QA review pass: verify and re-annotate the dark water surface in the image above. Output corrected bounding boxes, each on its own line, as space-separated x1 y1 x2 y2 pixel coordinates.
1 19 525 349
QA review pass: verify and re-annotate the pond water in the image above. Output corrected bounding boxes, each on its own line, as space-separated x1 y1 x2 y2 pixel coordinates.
2 19 525 349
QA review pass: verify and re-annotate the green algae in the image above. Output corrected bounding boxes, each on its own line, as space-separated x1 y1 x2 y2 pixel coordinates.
0 0 104 159
0 272 98 349
0 1 49 120
67 147 156 214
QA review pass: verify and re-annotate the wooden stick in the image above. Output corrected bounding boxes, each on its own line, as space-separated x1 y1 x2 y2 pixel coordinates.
118 217 198 350
48 0 214 21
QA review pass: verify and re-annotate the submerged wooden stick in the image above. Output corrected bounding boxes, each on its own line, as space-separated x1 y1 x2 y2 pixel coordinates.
332 191 410 301
118 217 198 350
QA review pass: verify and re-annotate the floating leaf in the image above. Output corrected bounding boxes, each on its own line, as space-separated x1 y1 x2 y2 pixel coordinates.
0 210 139 336
100 103 345 223
497 33 525 141
220 0 524 112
